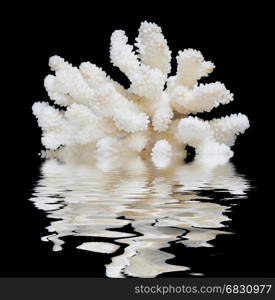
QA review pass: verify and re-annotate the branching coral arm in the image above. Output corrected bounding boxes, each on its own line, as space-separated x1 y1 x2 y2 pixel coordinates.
173 49 215 89
209 113 250 146
32 21 250 169
129 65 166 100
152 105 173 132
32 102 65 131
170 82 233 114
135 21 171 75
177 116 233 159
151 139 172 168
110 30 140 78
110 29 166 101
64 103 116 144
177 116 214 148
44 75 75 107
32 102 68 150
80 61 128 97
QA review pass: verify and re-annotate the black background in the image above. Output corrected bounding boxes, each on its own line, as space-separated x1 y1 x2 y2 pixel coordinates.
2 3 274 277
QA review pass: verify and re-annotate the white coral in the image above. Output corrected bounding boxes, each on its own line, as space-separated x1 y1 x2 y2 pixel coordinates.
33 21 249 168
135 21 171 75
170 82 233 114
177 116 214 147
151 139 172 168
209 113 250 146
174 49 215 89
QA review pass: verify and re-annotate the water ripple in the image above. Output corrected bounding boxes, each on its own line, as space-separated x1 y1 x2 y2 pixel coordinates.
30 158 250 278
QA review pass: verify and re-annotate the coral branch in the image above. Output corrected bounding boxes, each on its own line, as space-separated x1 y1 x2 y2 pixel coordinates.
209 113 250 146
33 21 249 169
110 30 140 77
174 49 215 89
151 139 172 168
177 116 213 147
170 82 233 114
135 21 171 75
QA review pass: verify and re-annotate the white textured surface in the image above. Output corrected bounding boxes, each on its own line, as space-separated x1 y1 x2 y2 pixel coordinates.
33 21 249 168
151 139 172 168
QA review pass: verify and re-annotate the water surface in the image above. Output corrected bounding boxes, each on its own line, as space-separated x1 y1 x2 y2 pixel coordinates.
30 158 250 278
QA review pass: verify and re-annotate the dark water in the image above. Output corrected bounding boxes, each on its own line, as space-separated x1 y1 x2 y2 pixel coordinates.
29 158 250 278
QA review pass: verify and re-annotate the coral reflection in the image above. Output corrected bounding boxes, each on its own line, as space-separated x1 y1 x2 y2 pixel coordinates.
30 158 249 278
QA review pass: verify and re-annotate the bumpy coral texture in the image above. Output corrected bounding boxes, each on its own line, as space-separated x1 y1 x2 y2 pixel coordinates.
33 21 249 169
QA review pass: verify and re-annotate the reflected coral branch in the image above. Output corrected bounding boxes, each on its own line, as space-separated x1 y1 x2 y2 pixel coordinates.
30 157 249 277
